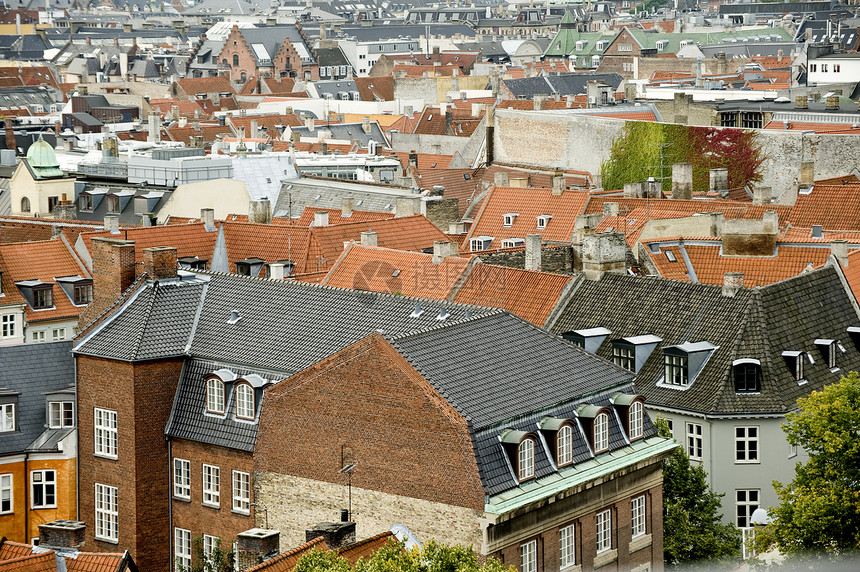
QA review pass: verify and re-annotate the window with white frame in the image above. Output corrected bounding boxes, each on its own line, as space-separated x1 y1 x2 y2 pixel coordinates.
203 534 220 564
631 495 646 537
232 470 251 514
94 408 118 458
629 401 643 440
1 314 15 338
235 384 255 420
31 470 56 508
95 483 118 542
501 238 525 248
32 330 46 343
594 412 609 453
52 328 66 341
736 489 759 527
557 425 573 467
207 378 225 414
536 215 552 229
173 458 190 499
789 443 798 458
686 422 703 460
520 539 537 572
49 401 74 428
560 524 575 568
1 474 11 514
735 426 759 463
469 237 493 251
203 464 220 507
175 528 192 571
503 213 518 227
0 403 15 432
518 438 535 480
596 509 612 552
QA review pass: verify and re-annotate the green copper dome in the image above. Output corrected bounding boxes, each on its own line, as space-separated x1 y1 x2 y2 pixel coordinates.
26 136 60 168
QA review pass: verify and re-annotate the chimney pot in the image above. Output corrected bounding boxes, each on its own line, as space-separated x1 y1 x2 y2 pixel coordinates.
305 521 356 550
551 169 565 195
722 272 744 297
671 162 693 200
38 520 86 549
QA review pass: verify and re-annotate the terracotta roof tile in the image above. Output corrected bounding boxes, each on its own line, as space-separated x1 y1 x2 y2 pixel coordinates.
463 187 591 251
177 76 235 95
412 167 483 216
583 110 657 121
787 184 860 230
294 207 394 226
452 263 572 326
321 244 469 298
0 551 55 572
263 77 297 96
245 537 328 572
0 239 90 323
222 222 312 275
354 76 394 102
65 553 126 572
149 98 205 119
391 152 454 170
337 532 397 565
583 197 793 225
0 543 33 561
79 223 219 266
763 121 860 134
841 249 860 302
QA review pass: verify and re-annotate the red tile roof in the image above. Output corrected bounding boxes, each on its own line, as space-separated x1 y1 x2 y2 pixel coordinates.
0 239 90 323
841 249 860 302
391 152 454 170
78 223 218 266
0 543 33 562
583 197 793 225
65 553 128 572
245 537 328 572
337 532 397 565
0 552 56 572
762 121 860 134
354 76 395 102
262 77 297 96
149 98 205 119
452 263 572 326
463 186 591 251
222 222 312 274
321 244 469 298
177 76 234 95
0 541 128 572
294 207 394 227
787 184 860 230
411 167 484 216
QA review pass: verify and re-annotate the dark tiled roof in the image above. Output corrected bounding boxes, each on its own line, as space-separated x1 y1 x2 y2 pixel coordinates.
390 312 650 495
0 341 74 455
165 358 279 451
502 72 623 98
549 265 860 415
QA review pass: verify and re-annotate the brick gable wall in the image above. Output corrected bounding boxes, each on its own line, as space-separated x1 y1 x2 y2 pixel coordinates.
76 355 184 571
254 333 485 511
218 27 257 84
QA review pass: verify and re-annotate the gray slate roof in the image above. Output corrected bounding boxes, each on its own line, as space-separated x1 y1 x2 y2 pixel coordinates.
549 265 860 415
0 341 75 455
502 72 624 98
238 26 316 66
390 312 654 495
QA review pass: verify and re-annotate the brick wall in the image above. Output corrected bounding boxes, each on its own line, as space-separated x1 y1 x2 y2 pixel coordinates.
425 198 460 231
219 27 258 83
79 238 136 326
76 355 183 571
171 439 255 568
476 245 575 274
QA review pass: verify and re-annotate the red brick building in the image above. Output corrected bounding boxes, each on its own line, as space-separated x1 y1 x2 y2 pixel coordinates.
217 25 319 84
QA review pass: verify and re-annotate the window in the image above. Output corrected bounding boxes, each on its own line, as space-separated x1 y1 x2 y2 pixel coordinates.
557 425 573 467
0 403 15 432
596 509 612 552
612 342 634 370
203 535 220 564
95 483 118 542
106 196 120 213
49 401 74 428
821 64 828 73
21 197 30 213
232 470 251 514
501 238 525 248
736 489 759 527
518 438 535 481
1 314 15 338
74 282 93 305
48 197 58 214
834 64 841 73
735 426 759 463
629 401 643 440
173 458 190 499
203 464 220 507
503 213 518 227
232 54 239 67
594 412 609 453
665 250 677 262
94 408 118 458
235 384 255 420
33 287 53 309
206 378 225 414
536 215 552 229
520 539 537 572
741 112 763 129
1 474 11 514
664 352 689 386
79 195 93 211
789 443 798 458
631 495 646 537
175 528 192 571
31 470 56 508
734 361 761 393
32 330 45 343
619 43 633 51
686 422 703 460
720 113 737 128
469 237 493 251
52 328 66 341
560 524 575 568
810 63 817 72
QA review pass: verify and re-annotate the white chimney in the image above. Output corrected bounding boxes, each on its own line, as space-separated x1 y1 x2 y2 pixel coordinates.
525 234 541 271
361 231 378 246
104 215 120 234
314 211 329 227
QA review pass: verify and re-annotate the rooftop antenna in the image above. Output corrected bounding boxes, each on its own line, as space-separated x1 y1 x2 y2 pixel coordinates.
339 446 356 521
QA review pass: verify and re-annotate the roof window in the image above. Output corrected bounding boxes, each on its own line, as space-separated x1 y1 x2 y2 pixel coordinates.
235 383 255 420
179 256 208 271
536 215 552 229
55 276 93 306
782 350 809 383
577 404 610 455
665 250 677 262
16 281 54 310
733 359 761 393
206 376 226 414
611 393 645 441
562 327 611 354
539 417 576 468
503 213 519 227
502 238 524 248
469 236 493 251
235 257 265 277
500 429 537 483
660 341 717 389
814 339 840 369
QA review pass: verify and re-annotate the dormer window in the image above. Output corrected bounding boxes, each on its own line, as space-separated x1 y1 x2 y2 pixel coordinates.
661 342 717 388
49 401 74 428
814 339 838 368
518 437 535 480
179 257 208 271
629 401 643 440
74 282 93 305
501 238 524 248
503 213 518 227
782 351 806 381
536 215 552 229
562 327 611 353
733 359 761 393
34 287 52 309
664 352 688 386
612 341 635 370
577 404 610 454
0 402 15 432
612 393 645 441
79 194 93 211
469 236 493 251
557 424 573 466
235 258 265 277
206 377 225 414
235 383 255 420
594 413 609 453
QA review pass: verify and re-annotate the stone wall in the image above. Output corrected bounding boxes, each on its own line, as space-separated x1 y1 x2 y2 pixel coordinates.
425 197 460 231
476 245 576 274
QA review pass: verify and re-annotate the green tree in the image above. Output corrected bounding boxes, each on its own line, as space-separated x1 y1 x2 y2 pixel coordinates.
754 372 860 561
189 536 234 572
657 418 741 568
294 539 514 572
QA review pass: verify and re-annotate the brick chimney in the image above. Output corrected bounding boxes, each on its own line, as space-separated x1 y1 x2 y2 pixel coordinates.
432 241 458 264
5 121 15 153
524 234 541 271
39 520 86 549
722 272 744 298
79 238 136 326
671 162 693 200
306 521 356 550
142 246 178 280
236 529 280 572
581 232 627 280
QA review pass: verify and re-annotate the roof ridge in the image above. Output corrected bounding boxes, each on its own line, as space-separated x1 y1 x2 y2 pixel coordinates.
386 308 507 342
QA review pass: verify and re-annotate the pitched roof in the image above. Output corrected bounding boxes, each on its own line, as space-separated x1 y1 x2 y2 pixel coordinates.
0 541 132 572
463 187 591 250
583 196 793 225
77 223 218 267
294 207 394 227
451 264 573 326
0 239 90 323
0 551 56 572
321 244 470 299
245 537 328 572
787 184 860 230
220 222 312 275
177 76 235 96
337 532 396 565
354 76 395 102
549 265 860 415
